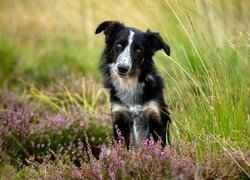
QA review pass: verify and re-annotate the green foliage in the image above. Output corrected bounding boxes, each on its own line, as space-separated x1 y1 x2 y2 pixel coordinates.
0 35 17 87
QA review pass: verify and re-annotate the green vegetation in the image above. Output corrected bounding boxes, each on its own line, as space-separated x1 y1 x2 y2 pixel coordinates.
0 0 249 178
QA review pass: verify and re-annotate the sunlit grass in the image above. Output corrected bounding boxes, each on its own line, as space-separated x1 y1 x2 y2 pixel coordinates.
156 0 250 149
27 76 109 113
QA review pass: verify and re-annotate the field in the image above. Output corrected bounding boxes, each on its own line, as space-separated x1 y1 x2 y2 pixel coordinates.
0 0 249 179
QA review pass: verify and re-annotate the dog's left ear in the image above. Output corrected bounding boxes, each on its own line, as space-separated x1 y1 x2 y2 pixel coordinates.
146 30 170 56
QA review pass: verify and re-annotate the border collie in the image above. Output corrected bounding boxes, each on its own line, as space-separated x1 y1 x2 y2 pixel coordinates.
95 21 171 147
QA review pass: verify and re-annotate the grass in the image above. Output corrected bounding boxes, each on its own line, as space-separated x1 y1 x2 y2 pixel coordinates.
0 0 249 178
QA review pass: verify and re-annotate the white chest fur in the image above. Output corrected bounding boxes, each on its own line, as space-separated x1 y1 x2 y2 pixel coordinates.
110 64 144 105
111 101 160 146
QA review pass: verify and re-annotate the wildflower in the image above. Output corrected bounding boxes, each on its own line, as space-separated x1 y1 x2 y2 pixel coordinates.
109 171 115 180
71 166 83 179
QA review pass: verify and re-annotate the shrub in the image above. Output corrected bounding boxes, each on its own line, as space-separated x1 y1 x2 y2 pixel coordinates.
0 92 111 166
0 92 37 165
11 137 249 179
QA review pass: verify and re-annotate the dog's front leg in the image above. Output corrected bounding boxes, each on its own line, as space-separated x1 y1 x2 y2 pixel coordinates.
132 112 150 147
111 104 131 147
143 102 165 145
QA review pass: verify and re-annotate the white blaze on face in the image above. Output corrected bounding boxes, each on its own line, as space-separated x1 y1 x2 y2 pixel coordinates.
116 31 135 72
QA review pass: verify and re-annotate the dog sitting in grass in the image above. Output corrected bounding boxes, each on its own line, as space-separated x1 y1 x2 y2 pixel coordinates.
95 21 171 147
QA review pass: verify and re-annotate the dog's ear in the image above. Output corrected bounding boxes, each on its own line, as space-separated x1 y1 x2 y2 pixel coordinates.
95 21 124 43
146 30 170 56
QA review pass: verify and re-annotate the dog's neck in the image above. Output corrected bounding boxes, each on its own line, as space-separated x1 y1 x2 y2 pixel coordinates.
110 66 144 105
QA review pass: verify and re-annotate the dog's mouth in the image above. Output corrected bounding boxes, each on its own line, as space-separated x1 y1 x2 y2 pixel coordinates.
112 64 137 78
115 68 131 78
117 72 130 78
115 68 139 79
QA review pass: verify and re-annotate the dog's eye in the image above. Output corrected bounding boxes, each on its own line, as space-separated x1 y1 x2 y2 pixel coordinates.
136 48 142 53
116 43 123 48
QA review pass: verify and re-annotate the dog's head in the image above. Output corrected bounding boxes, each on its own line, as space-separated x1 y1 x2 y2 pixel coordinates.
95 21 170 77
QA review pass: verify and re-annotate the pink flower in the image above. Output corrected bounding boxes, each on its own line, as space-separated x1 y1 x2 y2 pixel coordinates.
109 172 115 180
71 167 83 179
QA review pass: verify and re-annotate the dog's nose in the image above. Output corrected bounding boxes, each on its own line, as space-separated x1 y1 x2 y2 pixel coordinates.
117 64 129 74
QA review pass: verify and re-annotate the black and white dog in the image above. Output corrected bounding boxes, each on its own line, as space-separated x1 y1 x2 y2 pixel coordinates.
95 21 171 147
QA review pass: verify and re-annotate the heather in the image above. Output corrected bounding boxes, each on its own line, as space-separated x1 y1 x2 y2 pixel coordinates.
1 88 249 179
0 0 250 179
0 91 110 166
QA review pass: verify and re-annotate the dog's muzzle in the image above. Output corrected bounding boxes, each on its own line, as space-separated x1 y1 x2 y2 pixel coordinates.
116 63 130 76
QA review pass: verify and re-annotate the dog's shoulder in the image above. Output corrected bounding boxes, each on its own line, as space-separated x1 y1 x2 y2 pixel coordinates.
140 68 164 91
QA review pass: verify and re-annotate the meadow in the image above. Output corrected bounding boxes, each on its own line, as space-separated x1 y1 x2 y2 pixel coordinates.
0 0 249 179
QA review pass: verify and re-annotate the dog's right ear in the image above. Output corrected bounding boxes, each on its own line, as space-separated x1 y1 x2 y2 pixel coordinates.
95 21 124 43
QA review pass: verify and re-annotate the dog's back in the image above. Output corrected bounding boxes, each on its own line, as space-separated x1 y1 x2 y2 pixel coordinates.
96 21 171 147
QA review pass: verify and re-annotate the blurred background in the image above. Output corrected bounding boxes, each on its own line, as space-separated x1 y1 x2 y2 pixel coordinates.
0 1 249 177
0 0 249 87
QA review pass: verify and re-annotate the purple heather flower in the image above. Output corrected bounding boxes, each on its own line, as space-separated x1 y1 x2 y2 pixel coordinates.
53 114 63 123
109 171 115 180
77 141 83 150
71 166 83 179
171 169 177 177
99 174 104 180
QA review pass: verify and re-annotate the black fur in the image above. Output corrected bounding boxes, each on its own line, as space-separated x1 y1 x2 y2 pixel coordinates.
96 21 171 147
